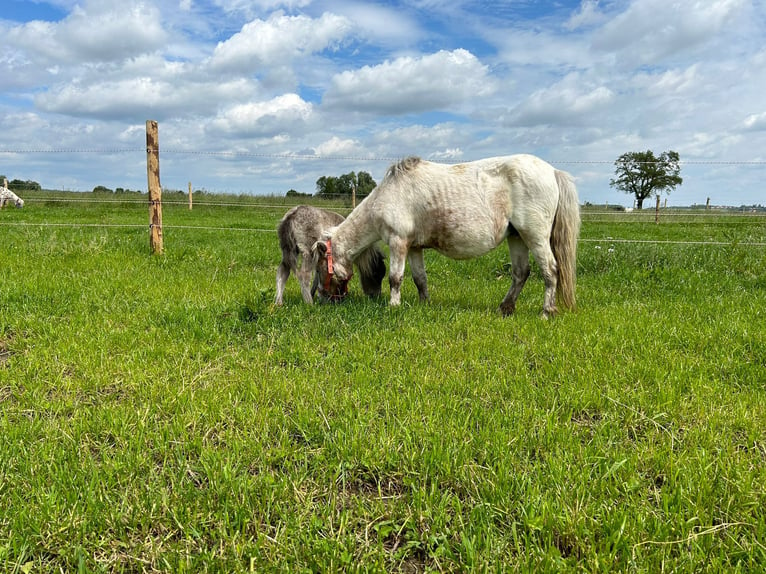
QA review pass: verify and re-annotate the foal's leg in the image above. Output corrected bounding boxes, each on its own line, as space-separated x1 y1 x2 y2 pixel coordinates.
407 248 430 302
297 252 315 304
499 237 530 316
275 258 291 306
388 237 409 306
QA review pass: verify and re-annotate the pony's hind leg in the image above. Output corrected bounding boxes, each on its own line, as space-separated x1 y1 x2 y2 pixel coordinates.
407 248 430 302
275 260 291 305
527 240 559 319
499 237 530 316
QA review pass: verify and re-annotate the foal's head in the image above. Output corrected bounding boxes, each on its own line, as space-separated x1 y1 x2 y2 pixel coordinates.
312 237 353 303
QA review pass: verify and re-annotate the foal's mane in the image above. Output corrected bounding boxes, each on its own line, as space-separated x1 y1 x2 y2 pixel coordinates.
384 156 422 183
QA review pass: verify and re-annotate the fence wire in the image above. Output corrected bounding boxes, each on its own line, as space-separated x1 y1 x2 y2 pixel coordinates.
3 147 766 166
2 221 765 247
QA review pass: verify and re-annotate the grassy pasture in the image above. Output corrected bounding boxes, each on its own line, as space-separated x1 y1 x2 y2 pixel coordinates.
1 193 765 572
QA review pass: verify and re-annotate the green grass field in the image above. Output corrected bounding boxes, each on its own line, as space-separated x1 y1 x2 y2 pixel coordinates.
1 192 765 572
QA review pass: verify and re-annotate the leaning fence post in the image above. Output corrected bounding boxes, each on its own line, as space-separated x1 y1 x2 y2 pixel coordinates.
146 120 164 254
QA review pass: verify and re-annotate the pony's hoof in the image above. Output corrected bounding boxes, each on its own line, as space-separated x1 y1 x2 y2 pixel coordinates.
541 307 558 320
499 303 515 317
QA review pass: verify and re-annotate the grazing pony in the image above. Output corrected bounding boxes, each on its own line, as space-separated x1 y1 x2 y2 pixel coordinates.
0 188 24 208
275 205 386 305
313 154 580 318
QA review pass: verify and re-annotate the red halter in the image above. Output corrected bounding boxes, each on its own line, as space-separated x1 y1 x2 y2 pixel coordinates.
323 239 352 302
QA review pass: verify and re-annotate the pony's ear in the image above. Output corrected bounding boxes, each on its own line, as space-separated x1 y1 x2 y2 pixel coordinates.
312 240 328 257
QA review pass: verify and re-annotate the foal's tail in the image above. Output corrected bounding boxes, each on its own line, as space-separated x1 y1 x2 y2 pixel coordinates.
552 170 581 310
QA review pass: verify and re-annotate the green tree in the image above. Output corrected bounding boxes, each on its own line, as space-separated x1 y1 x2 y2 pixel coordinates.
356 171 376 197
286 189 311 198
610 150 682 209
9 179 42 191
315 176 339 198
315 171 377 199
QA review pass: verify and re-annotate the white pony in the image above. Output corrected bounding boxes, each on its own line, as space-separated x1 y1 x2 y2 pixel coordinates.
313 154 580 318
0 188 24 208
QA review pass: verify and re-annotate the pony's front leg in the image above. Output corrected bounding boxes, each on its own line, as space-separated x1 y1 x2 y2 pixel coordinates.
298 255 315 304
388 238 409 306
499 237 530 316
407 248 429 302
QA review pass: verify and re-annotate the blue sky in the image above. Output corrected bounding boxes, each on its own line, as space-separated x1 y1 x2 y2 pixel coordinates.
1 0 765 206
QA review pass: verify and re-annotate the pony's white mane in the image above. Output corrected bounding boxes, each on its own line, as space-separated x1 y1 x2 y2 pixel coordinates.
319 225 340 242
383 156 422 184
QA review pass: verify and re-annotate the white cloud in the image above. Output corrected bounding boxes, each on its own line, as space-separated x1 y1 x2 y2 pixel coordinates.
743 112 766 131
323 49 495 115
36 77 256 120
592 0 747 65
370 123 461 152
208 93 314 137
313 136 360 157
6 0 167 64
213 0 312 16
565 0 607 30
503 75 614 127
209 12 352 73
492 28 592 69
640 65 700 97
429 148 463 160
333 1 423 47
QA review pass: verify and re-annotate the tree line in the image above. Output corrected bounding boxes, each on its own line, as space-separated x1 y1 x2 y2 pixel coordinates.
2 152 688 208
1 178 42 191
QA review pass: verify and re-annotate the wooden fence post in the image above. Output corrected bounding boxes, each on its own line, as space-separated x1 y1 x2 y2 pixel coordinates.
655 195 661 224
188 182 193 210
146 120 164 254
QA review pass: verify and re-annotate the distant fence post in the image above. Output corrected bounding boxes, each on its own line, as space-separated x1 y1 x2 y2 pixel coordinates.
188 181 193 210
146 120 164 254
655 195 661 224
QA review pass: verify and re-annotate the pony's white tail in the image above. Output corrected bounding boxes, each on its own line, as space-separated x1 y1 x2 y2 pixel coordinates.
552 170 580 310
